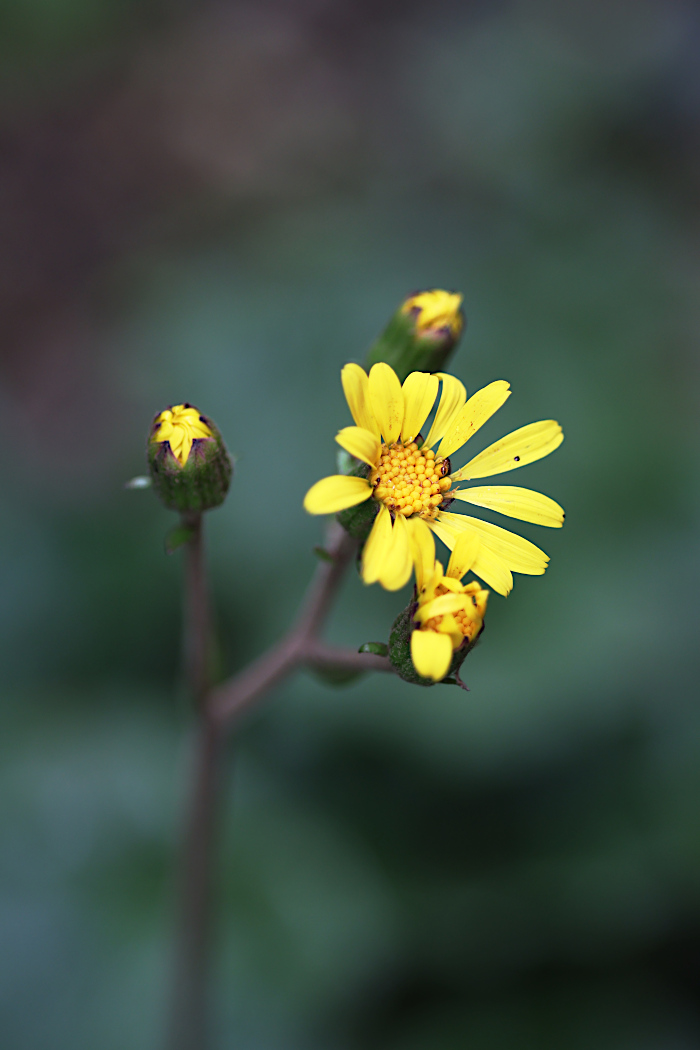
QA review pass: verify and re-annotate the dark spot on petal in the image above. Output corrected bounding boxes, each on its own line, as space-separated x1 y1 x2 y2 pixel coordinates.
514 455 520 461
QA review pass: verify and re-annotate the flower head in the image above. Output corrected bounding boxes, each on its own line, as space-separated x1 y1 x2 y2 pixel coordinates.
147 403 232 513
304 362 564 595
409 526 489 682
401 290 464 340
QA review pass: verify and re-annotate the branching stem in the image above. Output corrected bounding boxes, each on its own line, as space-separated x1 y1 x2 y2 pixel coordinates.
210 523 391 726
167 518 396 1049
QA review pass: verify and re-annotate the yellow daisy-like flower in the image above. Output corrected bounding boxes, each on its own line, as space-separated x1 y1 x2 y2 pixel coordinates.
303 363 564 594
401 289 464 339
409 526 488 682
152 404 213 466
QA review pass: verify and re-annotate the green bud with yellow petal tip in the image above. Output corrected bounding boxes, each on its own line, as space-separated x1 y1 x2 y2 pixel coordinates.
388 598 481 688
147 403 232 513
365 289 465 383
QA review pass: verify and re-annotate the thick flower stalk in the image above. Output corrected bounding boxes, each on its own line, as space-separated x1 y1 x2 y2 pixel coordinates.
303 363 564 595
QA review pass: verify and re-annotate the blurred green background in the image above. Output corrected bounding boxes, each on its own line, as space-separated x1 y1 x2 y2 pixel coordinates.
1 0 699 1047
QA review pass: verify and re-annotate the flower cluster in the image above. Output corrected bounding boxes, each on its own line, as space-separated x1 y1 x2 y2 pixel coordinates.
304 322 564 682
145 291 564 688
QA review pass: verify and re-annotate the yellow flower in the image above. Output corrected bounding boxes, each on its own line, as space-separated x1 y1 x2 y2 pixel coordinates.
152 404 213 467
409 527 489 682
303 363 564 594
401 290 464 339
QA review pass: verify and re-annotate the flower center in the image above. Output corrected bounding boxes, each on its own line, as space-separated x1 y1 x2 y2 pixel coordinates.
426 584 480 639
369 440 452 519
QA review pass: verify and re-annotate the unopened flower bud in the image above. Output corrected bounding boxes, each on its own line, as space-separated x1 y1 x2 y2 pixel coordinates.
365 289 465 382
147 403 232 513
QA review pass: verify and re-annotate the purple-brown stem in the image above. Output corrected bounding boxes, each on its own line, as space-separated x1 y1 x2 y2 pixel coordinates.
166 514 220 1050
167 519 396 1049
181 513 211 710
166 710 221 1050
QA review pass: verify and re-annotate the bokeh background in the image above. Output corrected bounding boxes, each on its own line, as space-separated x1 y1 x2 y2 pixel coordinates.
2 0 700 1047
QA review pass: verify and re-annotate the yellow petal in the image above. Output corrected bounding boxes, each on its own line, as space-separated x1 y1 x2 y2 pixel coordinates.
402 291 464 337
341 364 380 438
463 582 489 622
451 420 564 481
156 420 174 441
176 433 193 466
423 373 467 449
176 406 200 422
406 517 435 593
435 613 464 647
422 560 445 602
450 486 564 527
188 420 214 440
415 592 469 623
439 512 549 575
168 436 184 459
438 576 463 593
378 512 413 591
428 515 514 595
427 514 463 551
368 363 404 444
438 380 511 459
446 531 480 580
303 475 372 515
401 372 439 443
471 546 514 596
361 505 392 584
335 426 381 468
411 629 453 681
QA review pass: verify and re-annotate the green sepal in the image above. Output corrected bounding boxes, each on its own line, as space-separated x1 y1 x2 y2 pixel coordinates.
336 497 378 544
335 461 378 544
388 600 480 687
164 525 195 555
358 642 389 657
365 309 461 383
147 411 232 513
336 449 354 474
